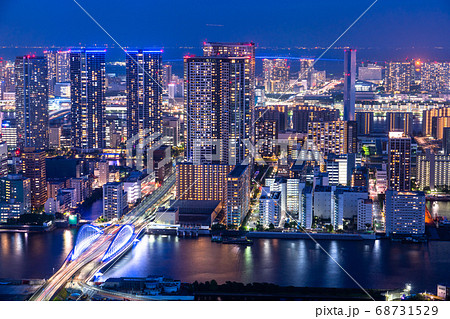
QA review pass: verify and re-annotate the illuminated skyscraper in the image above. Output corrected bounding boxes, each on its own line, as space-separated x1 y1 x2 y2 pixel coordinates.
184 56 251 165
385 62 412 93
126 50 163 140
299 58 314 80
70 49 106 152
56 50 70 83
263 59 290 93
44 50 57 95
15 55 49 150
343 49 356 121
203 41 255 152
388 132 411 191
22 148 47 210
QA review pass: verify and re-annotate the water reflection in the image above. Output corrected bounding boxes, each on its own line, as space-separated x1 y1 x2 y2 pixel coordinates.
1 232 450 292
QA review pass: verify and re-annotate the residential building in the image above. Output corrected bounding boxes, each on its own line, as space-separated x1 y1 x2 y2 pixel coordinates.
126 49 162 140
388 131 411 191
22 148 47 209
15 55 49 150
225 165 250 227
70 49 106 152
102 182 127 220
357 198 373 231
259 187 281 228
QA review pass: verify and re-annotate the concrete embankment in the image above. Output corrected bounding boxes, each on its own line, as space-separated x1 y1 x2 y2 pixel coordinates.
246 231 376 240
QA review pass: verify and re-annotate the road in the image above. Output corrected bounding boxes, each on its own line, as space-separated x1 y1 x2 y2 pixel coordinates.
29 173 176 301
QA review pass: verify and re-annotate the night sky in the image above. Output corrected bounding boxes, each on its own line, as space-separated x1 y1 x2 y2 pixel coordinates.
1 0 450 49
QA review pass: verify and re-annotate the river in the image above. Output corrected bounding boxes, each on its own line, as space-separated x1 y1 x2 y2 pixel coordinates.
0 200 450 293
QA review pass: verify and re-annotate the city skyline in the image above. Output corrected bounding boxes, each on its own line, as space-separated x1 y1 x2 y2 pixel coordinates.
3 0 450 309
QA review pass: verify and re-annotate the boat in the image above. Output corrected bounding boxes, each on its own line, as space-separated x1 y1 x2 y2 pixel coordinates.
211 235 223 242
222 236 253 246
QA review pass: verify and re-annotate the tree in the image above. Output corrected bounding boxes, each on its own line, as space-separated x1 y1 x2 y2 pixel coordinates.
269 223 275 230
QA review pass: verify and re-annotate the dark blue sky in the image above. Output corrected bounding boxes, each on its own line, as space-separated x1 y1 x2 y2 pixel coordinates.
1 0 450 49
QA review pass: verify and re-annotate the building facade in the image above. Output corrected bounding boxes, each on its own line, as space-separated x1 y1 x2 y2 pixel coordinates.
15 55 49 150
385 190 426 236
70 49 106 152
388 132 411 191
126 50 163 140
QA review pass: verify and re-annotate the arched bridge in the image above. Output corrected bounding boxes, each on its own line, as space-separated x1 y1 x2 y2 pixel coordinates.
102 225 135 263
70 224 104 261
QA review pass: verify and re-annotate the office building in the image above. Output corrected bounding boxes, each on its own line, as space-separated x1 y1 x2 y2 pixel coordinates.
126 49 163 140
385 190 426 236
259 187 281 228
343 49 356 121
225 165 250 227
15 55 49 150
70 49 106 152
388 132 411 191
22 148 47 209
47 179 67 200
102 182 127 220
385 61 412 93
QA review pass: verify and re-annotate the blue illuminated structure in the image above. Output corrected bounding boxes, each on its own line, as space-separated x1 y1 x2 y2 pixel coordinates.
70 224 103 261
102 225 135 263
